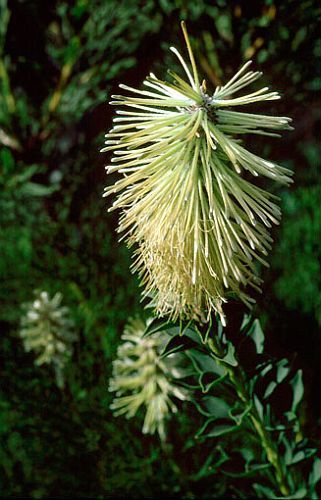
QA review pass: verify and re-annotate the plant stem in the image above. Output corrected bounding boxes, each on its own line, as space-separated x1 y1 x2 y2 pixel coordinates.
207 333 291 497
40 60 75 137
0 58 16 114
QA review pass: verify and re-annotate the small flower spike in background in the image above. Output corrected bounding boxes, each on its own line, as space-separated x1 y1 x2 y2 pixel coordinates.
109 317 187 441
103 21 293 326
20 291 77 388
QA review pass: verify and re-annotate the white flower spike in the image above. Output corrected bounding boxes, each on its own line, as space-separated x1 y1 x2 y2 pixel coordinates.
20 290 77 388
103 22 293 325
109 317 187 440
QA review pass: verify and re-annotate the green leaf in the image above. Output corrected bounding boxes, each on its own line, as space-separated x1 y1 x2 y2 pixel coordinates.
19 182 58 197
196 418 238 438
250 319 265 354
240 314 252 330
188 349 225 376
194 395 230 418
263 359 290 399
242 315 265 354
143 316 176 337
0 147 14 173
190 446 229 480
14 165 39 183
263 381 278 400
290 370 304 412
159 334 199 358
221 341 238 367
276 359 290 384
292 27 307 51
0 0 10 54
290 450 307 465
223 463 271 478
254 395 264 421
201 422 238 438
283 435 305 466
214 12 233 43
309 457 321 488
253 483 276 498
290 487 308 499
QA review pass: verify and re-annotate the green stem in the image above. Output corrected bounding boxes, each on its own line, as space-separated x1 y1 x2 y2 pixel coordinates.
0 58 16 114
40 60 75 135
207 334 290 497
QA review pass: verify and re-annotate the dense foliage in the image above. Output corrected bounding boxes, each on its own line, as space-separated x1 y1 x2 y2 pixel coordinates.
1 0 320 497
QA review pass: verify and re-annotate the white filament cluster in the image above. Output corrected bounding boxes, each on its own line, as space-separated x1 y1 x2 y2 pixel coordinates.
109 317 187 440
20 291 77 387
103 22 293 325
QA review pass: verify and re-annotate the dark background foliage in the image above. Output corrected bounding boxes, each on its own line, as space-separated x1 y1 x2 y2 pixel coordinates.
0 0 320 497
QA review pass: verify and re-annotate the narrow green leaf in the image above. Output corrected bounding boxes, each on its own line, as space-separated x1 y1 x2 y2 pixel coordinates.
254 395 264 421
253 483 276 498
19 182 58 197
14 165 39 183
290 487 308 499
223 463 271 478
263 381 277 399
276 359 290 384
310 457 321 488
196 420 239 438
159 334 198 358
190 446 229 480
290 450 307 465
290 370 304 412
143 316 176 337
188 349 225 376
194 395 230 418
221 341 238 367
248 318 265 354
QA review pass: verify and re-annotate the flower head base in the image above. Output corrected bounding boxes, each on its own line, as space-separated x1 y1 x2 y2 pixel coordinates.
109 317 187 440
103 22 293 325
20 291 77 388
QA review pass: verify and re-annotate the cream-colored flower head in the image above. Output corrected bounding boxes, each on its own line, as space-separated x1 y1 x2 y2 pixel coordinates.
20 291 77 387
103 22 293 325
109 317 187 441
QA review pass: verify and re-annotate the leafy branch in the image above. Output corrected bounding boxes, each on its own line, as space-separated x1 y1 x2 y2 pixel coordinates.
145 315 321 498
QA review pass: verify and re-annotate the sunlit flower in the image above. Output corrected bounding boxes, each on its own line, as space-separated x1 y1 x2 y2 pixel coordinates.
20 291 77 388
103 22 293 325
109 317 187 440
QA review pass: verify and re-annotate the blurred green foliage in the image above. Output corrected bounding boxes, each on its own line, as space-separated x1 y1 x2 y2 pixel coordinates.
0 0 320 497
275 184 321 325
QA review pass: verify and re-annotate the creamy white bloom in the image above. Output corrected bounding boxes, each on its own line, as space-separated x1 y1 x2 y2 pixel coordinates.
20 291 77 387
109 317 187 440
103 22 293 325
